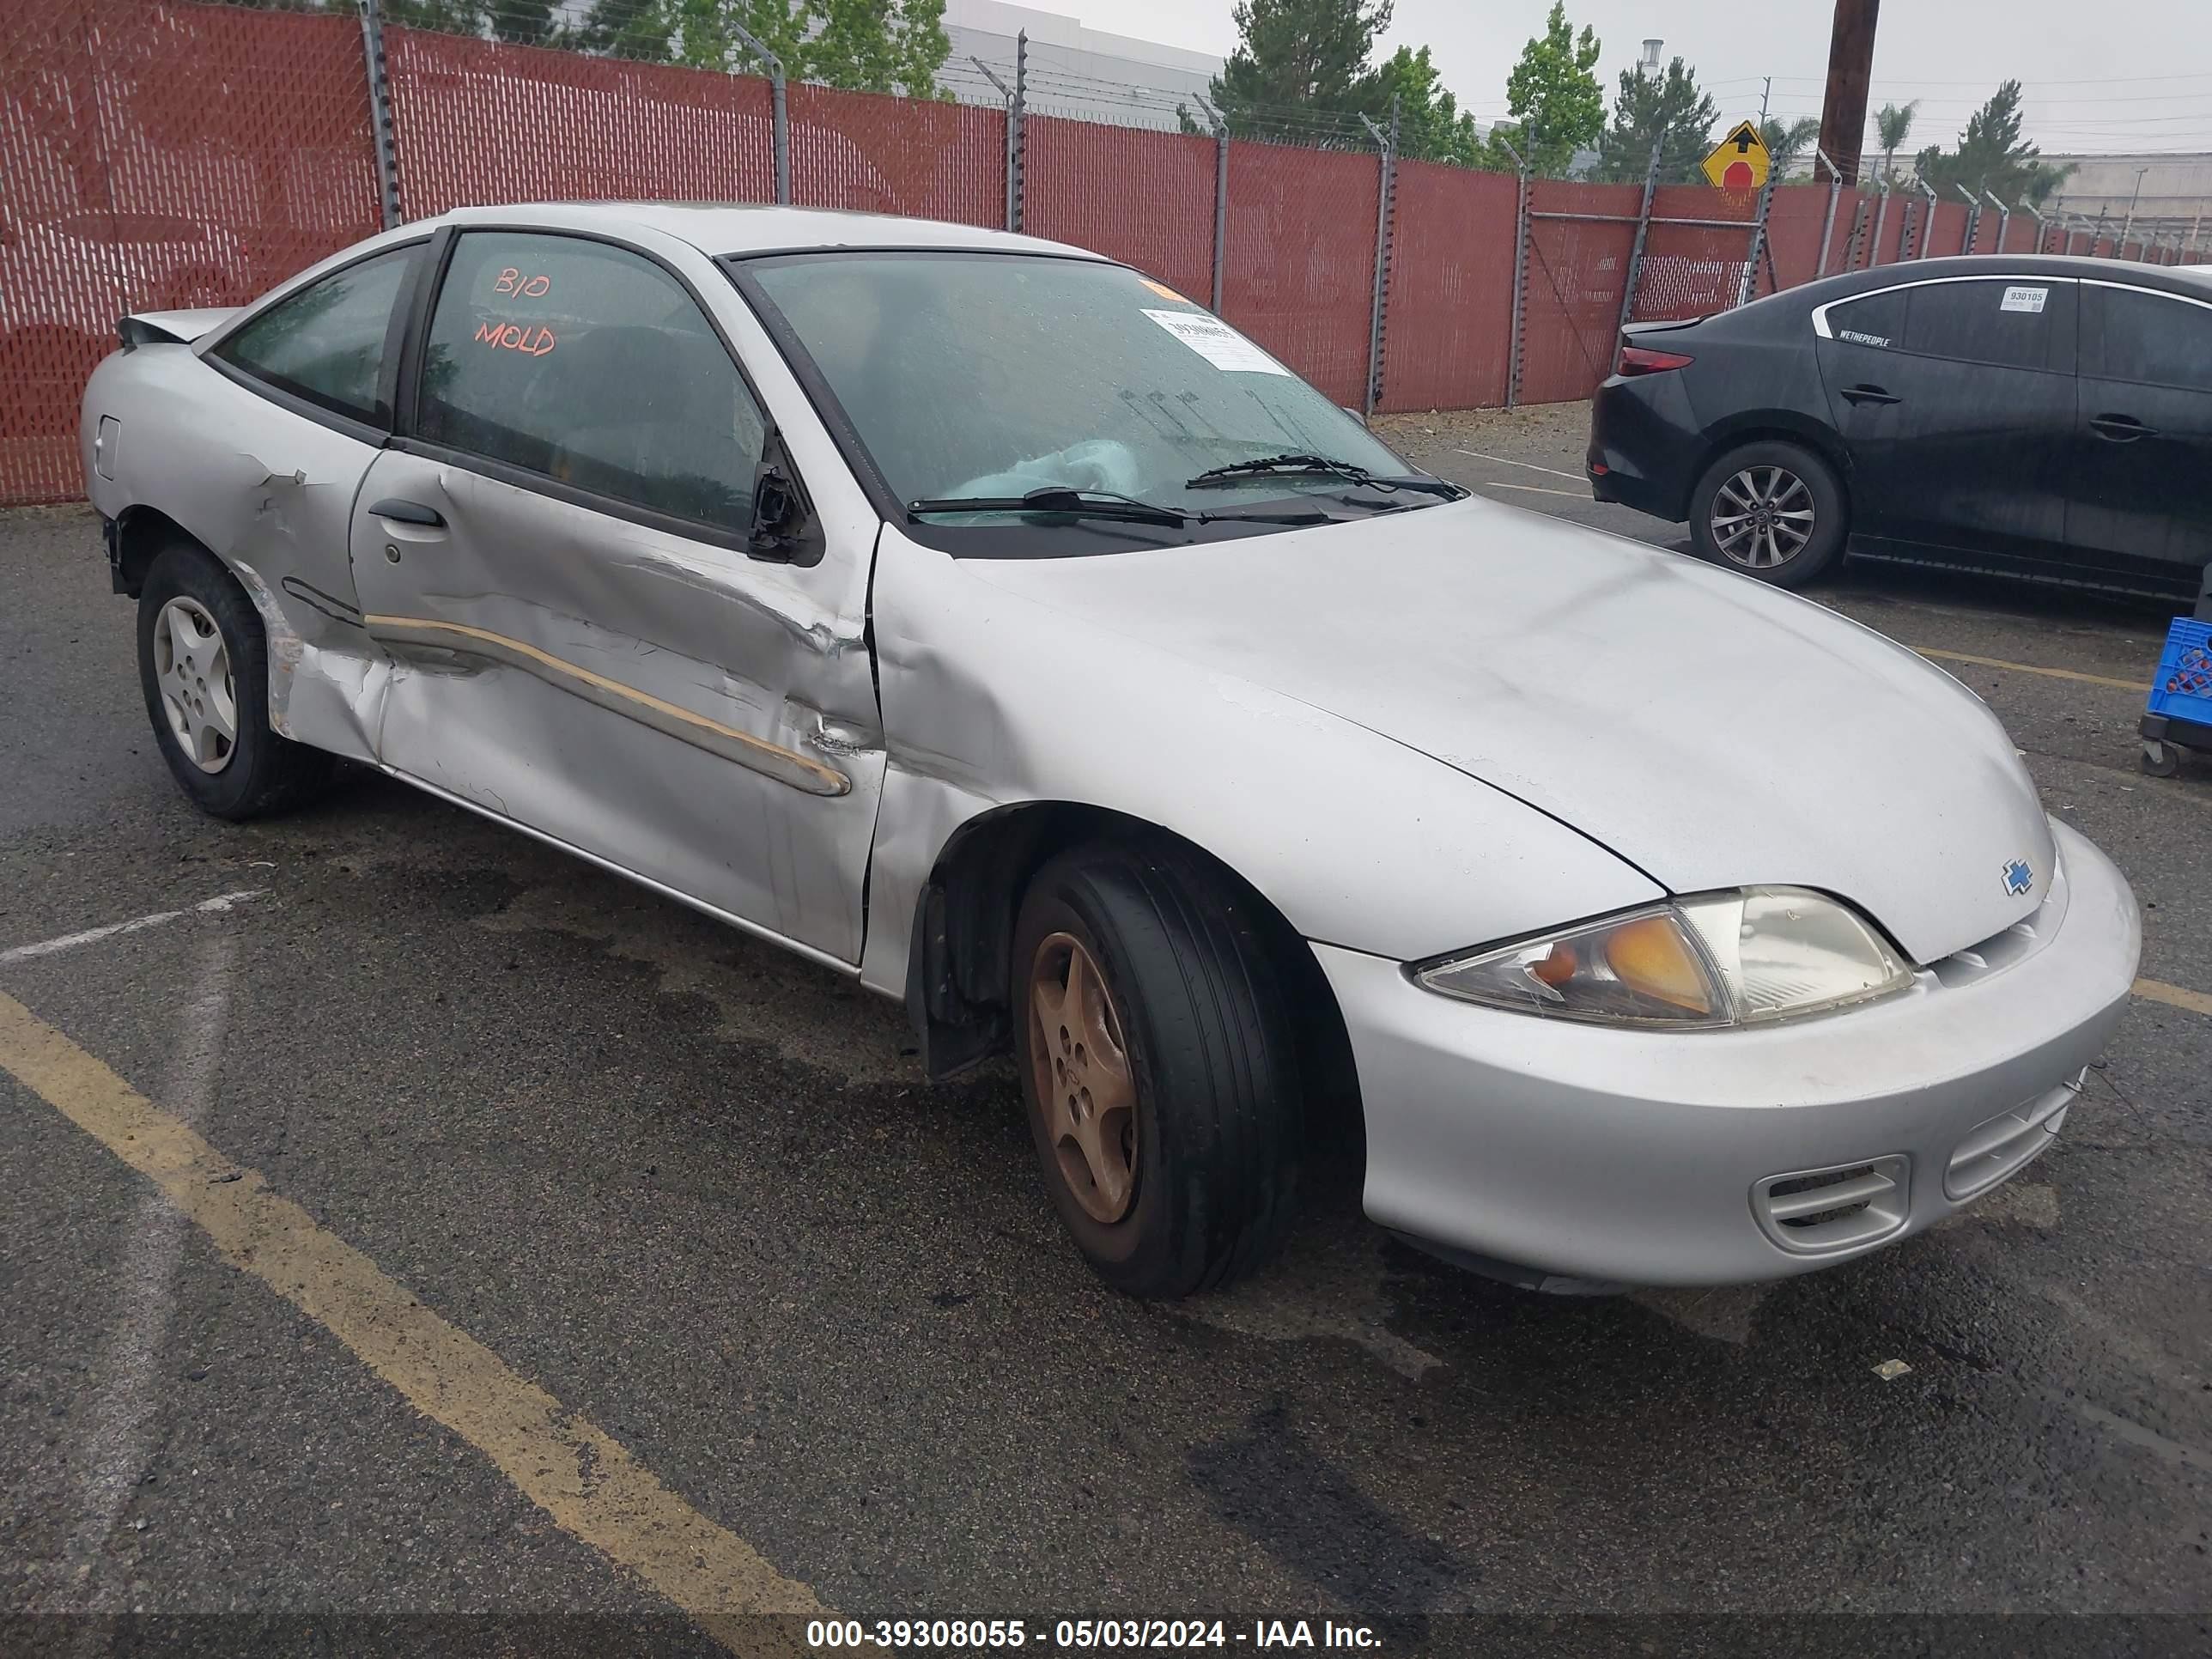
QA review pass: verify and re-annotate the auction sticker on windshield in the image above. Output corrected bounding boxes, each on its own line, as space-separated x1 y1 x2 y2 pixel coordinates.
1142 308 1291 375
2001 285 2049 313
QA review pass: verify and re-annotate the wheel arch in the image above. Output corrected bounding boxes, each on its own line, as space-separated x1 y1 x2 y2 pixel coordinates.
903 798 1364 1155
111 502 212 598
1686 415 1851 523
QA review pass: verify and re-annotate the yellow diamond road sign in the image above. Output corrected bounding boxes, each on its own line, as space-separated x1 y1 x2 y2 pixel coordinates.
1703 120 1771 191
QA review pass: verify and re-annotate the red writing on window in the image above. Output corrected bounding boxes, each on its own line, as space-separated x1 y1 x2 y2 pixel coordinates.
473 320 557 356
492 267 552 298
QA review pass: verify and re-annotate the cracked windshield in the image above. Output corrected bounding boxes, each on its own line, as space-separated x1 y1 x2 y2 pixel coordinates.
749 252 1434 521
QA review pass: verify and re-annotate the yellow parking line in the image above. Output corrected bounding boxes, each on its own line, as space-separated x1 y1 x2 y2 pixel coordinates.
0 990 823 1654
1911 647 2151 695
2136 977 2212 1018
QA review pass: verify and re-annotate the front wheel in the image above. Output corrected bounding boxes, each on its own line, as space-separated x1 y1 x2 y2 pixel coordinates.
1688 440 1847 588
1012 840 1304 1298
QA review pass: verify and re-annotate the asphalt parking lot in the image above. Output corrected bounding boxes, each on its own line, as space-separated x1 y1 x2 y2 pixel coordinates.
3 410 2210 1655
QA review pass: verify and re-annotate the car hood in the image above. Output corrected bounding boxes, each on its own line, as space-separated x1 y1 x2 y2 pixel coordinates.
957 497 2054 964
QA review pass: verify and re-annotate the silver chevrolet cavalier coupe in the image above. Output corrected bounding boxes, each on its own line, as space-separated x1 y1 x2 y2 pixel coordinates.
81 205 2142 1297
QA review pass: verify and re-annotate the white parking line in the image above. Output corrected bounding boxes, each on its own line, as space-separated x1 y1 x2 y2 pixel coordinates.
0 891 264 968
1454 448 1587 482
1477 479 1589 498
56 931 236 1608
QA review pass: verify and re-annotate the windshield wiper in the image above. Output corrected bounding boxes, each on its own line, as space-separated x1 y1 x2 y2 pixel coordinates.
909 487 1188 526
907 485 1333 528
1185 453 1466 499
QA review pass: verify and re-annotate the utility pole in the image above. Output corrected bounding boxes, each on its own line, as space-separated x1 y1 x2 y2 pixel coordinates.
1815 0 1879 185
2120 165 2148 249
1759 76 1771 127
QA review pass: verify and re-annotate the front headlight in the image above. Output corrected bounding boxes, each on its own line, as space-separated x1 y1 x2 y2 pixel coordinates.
1414 888 1913 1029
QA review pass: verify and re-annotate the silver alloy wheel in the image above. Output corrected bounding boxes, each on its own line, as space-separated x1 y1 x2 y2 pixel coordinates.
1710 465 1815 569
152 596 238 774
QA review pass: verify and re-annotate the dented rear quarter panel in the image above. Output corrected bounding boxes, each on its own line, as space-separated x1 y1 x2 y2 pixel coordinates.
80 342 393 763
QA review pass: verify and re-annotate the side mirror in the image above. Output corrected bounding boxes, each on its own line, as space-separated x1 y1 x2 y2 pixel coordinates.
745 436 822 565
749 465 799 556
1341 405 1370 429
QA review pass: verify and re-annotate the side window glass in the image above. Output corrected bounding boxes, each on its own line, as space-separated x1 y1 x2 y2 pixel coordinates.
2089 288 2212 390
1901 279 2055 371
1827 289 1906 349
416 232 767 534
216 246 416 424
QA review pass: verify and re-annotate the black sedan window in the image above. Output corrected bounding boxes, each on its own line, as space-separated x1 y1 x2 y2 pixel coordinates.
1826 289 1907 350
1900 279 2061 373
2086 286 2212 391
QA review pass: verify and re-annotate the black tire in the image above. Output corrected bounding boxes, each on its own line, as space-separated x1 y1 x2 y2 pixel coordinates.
1012 839 1304 1298
137 541 334 819
1688 439 1848 589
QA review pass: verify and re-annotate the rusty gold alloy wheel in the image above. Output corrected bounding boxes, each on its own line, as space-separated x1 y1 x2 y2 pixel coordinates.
1027 932 1139 1224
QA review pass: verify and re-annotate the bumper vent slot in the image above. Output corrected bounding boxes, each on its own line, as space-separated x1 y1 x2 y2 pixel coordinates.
1752 1156 1909 1255
1945 1072 2081 1200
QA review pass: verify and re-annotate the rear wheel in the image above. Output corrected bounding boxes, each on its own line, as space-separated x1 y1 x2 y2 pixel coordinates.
1689 440 1846 588
1012 840 1304 1298
137 542 334 819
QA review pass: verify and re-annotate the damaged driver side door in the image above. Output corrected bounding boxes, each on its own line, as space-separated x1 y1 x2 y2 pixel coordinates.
348 228 884 965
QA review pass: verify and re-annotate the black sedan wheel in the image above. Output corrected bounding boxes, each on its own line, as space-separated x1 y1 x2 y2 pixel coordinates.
1689 440 1846 588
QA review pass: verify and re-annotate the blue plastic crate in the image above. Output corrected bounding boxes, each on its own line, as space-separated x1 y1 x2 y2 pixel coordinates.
2147 617 2212 723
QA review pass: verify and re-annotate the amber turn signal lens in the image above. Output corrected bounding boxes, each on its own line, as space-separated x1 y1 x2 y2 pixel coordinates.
1603 916 1713 1014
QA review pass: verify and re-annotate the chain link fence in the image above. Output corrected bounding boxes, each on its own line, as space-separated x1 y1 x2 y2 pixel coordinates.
7 0 2211 503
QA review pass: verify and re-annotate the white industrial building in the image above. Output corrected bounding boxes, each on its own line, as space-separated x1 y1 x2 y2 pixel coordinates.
936 0 1224 129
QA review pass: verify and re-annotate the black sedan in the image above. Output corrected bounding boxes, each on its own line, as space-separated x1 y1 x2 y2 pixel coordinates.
1588 253 2212 599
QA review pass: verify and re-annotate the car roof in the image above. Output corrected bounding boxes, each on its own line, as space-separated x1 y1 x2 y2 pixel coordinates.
1813 252 2212 297
434 201 1104 262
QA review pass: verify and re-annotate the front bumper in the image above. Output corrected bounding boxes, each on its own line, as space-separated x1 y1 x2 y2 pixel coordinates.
1320 818 2141 1287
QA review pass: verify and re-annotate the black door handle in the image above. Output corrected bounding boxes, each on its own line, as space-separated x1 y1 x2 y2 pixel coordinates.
368 497 446 526
2089 414 2156 441
1841 385 1902 405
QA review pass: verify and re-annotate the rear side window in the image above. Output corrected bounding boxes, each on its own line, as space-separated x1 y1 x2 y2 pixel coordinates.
416 231 767 534
1826 289 1906 349
216 246 416 425
1900 278 2059 372
2085 285 2212 390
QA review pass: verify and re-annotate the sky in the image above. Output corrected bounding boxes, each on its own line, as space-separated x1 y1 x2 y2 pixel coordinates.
1057 0 2212 163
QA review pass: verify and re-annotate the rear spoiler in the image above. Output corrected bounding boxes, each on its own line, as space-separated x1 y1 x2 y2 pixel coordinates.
118 307 238 350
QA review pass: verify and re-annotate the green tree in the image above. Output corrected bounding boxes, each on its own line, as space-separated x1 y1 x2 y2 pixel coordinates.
667 0 808 75
1911 82 2073 205
381 0 489 32
1759 115 1820 177
1209 0 1394 134
611 1 947 96
1483 2 1602 174
809 0 950 98
1596 54 1718 183
1873 100 1917 185
1362 44 1481 165
577 0 678 60
489 0 564 46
